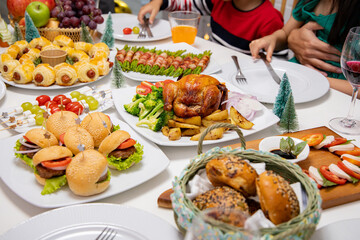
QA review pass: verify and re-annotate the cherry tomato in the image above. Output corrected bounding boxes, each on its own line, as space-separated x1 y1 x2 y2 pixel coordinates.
301 133 324 147
53 95 67 104
69 103 84 115
44 101 58 108
132 26 140 34
36 95 51 106
141 81 154 89
59 133 66 145
123 27 132 34
65 102 76 111
61 98 72 106
323 137 348 148
136 85 152 95
319 165 347 185
117 138 136 149
41 157 72 168
50 106 61 114
337 161 360 179
335 147 360 156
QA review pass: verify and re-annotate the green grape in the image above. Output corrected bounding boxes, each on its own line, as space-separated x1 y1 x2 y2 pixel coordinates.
85 96 95 104
78 94 86 100
70 91 80 99
35 114 44 126
30 105 41 114
35 109 45 115
88 99 99 110
21 102 33 111
133 26 140 34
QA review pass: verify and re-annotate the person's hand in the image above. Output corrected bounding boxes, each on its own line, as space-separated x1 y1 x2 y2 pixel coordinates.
249 35 277 62
138 0 163 25
288 21 342 76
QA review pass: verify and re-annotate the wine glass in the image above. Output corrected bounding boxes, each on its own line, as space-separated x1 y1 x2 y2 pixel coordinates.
329 27 360 135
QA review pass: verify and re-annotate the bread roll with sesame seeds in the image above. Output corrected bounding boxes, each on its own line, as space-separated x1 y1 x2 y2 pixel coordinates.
80 112 112 147
46 111 78 139
206 155 258 197
66 149 110 196
256 170 300 225
63 126 94 155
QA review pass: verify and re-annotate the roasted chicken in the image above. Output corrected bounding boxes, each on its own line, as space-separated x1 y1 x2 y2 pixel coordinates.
163 74 228 118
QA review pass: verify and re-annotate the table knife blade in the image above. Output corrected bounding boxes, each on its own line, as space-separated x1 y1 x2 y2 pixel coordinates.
259 52 281 84
143 16 153 38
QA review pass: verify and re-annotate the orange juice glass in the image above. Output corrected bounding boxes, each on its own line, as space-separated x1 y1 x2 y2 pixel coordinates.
168 11 200 45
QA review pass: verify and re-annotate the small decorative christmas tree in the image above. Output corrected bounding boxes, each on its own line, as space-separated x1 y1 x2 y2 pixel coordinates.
13 22 23 41
101 12 114 49
80 21 94 44
278 93 299 133
112 60 125 88
24 11 40 42
273 73 292 118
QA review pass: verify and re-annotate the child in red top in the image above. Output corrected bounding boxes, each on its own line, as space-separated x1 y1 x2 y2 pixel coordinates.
138 0 284 54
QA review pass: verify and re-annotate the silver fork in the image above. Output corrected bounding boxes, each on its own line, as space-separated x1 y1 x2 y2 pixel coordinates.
95 226 117 240
137 26 146 39
231 55 247 84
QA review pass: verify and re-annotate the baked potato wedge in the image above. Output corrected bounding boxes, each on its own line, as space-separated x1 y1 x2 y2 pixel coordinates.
190 128 225 141
203 109 229 121
173 116 202 126
229 106 254 129
167 120 200 129
168 127 181 141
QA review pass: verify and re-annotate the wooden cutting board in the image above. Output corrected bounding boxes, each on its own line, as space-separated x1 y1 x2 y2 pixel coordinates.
228 126 360 209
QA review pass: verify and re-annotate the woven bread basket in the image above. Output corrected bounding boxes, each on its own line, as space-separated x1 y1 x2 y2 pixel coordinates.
171 123 322 240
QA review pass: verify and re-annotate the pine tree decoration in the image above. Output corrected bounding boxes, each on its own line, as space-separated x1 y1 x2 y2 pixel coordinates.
101 12 114 49
13 22 23 41
278 93 299 133
112 60 125 88
24 11 40 43
273 73 292 118
80 21 94 44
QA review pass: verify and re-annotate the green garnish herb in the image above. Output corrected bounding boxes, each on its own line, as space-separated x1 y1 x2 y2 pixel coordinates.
280 137 307 157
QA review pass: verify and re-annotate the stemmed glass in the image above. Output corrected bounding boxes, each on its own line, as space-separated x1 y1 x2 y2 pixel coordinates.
329 27 360 135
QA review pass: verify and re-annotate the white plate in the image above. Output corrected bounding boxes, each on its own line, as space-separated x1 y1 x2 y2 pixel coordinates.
122 42 221 82
258 136 310 163
310 218 360 240
0 116 169 208
0 86 113 133
1 203 182 240
97 13 172 42
0 79 6 101
0 50 116 90
113 78 279 146
230 60 330 104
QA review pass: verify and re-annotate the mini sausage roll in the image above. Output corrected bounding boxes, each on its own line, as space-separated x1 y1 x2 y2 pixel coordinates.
74 61 99 82
90 58 111 76
69 50 89 63
53 35 74 48
91 50 108 60
13 40 30 57
29 37 51 50
60 46 75 56
0 53 12 73
89 43 110 58
33 64 56 87
6 44 21 59
74 42 93 54
1 60 20 80
19 48 41 64
12 61 35 84
54 63 78 86
41 43 61 51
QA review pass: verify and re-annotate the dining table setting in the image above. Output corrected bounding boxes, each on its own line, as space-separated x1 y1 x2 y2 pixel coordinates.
1 6 360 240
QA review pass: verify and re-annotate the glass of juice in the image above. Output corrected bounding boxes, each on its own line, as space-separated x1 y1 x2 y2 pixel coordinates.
168 11 200 45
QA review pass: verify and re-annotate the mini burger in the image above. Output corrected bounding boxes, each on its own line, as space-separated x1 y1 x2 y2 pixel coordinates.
46 110 78 139
33 145 72 195
80 112 112 147
66 149 110 196
14 128 58 170
59 125 94 155
98 130 144 171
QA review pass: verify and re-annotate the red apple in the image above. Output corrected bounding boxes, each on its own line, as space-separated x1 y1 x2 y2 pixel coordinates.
36 0 55 11
18 17 25 26
7 0 31 19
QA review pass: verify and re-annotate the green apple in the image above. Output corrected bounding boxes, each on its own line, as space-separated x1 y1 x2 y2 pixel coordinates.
26 1 50 28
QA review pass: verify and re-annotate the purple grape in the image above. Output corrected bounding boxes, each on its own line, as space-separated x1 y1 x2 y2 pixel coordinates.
93 8 102 16
59 23 64 28
57 12 66 21
64 0 72 5
77 10 83 17
88 20 97 30
93 15 104 24
80 15 91 25
65 10 76 18
82 5 90 15
62 17 71 27
63 5 72 11
51 6 61 18
87 0 96 6
89 5 95 12
75 1 84 10
70 17 80 28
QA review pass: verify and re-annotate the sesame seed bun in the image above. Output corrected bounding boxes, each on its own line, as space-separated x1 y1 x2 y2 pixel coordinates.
24 128 58 148
256 170 300 225
66 149 110 196
46 111 78 139
80 112 112 147
64 126 94 155
98 130 130 156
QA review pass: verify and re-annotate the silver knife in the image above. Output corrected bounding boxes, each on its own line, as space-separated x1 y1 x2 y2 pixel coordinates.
259 52 281 84
143 16 153 38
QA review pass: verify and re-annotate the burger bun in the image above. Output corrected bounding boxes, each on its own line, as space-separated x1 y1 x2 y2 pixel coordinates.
98 130 130 156
64 126 94 155
25 128 58 148
46 111 78 139
80 112 112 147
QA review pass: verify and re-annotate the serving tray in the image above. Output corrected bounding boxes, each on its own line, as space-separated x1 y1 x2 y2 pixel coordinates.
229 126 360 209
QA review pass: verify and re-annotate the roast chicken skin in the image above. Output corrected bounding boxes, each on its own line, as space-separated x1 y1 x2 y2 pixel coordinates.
163 74 228 118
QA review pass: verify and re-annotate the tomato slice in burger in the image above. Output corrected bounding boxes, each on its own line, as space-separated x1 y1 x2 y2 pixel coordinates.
301 133 324 147
319 165 346 185
136 85 152 95
41 157 72 168
337 161 360 179
23 135 32 143
335 147 360 156
323 137 347 148
59 133 65 145
117 138 136 149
